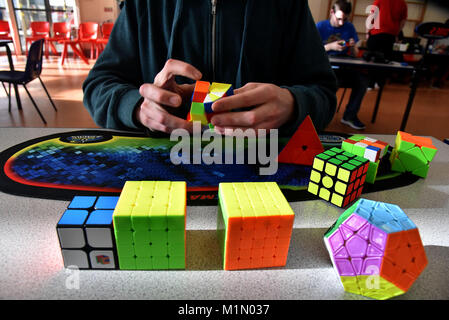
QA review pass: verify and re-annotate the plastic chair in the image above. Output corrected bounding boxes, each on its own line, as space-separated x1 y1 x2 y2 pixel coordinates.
25 21 52 58
0 39 57 124
47 22 71 56
78 22 99 59
96 22 114 57
0 20 18 56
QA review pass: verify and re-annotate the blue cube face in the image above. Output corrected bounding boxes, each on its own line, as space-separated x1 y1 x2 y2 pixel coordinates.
58 210 89 225
86 210 114 225
68 196 97 209
94 196 119 210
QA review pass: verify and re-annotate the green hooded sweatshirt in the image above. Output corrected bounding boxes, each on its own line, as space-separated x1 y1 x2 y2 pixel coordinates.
82 0 337 136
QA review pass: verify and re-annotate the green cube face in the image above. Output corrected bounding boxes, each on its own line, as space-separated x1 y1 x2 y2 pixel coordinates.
308 148 369 208
389 132 437 178
113 181 186 270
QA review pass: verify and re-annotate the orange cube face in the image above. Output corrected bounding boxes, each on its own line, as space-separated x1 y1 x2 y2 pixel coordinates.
217 182 295 270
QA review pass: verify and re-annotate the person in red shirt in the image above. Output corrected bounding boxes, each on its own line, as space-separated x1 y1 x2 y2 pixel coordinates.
367 0 408 61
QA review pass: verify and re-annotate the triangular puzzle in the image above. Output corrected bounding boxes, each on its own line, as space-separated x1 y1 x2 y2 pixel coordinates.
277 115 324 166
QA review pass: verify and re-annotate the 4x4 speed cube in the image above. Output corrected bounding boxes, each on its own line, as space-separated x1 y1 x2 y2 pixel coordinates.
56 196 119 269
308 148 370 208
113 181 186 270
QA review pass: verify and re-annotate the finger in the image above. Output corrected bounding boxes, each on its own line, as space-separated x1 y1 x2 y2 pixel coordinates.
154 59 202 87
212 85 273 113
143 103 193 133
210 104 271 128
139 84 182 107
233 82 261 95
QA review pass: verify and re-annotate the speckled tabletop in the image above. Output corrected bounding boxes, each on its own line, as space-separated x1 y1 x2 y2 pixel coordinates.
0 128 448 300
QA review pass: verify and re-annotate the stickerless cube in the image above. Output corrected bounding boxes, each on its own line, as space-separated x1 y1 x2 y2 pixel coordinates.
342 135 389 184
324 199 427 300
217 182 295 270
389 131 437 178
113 181 186 270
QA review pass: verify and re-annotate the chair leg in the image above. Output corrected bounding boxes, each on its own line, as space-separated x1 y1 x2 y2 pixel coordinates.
337 88 347 113
38 76 57 111
22 84 47 124
1 82 11 112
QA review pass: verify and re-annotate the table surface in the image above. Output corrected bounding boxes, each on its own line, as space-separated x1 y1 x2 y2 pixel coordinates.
329 56 416 71
1 128 448 300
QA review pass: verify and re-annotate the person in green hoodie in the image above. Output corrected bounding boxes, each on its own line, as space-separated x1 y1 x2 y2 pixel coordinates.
83 0 337 137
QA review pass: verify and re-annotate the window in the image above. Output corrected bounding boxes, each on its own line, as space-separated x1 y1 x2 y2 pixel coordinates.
12 0 75 50
0 0 7 21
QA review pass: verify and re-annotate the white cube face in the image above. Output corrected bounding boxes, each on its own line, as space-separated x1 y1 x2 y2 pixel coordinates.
89 250 116 269
364 148 379 163
58 228 85 248
85 227 112 248
61 250 89 268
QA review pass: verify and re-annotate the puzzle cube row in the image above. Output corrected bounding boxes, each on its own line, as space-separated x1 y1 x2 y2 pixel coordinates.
189 81 233 128
57 181 295 271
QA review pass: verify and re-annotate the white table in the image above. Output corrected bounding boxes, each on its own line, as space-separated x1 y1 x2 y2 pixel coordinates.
0 128 448 300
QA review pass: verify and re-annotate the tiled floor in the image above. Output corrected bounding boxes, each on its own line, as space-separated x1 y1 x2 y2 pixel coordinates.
1 54 448 141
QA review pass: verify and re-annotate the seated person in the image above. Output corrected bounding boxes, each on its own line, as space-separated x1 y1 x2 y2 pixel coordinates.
82 1 337 137
317 0 369 130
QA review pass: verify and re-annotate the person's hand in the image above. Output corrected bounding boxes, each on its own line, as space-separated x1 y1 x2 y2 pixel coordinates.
348 38 356 47
210 83 295 134
325 40 345 52
136 59 202 133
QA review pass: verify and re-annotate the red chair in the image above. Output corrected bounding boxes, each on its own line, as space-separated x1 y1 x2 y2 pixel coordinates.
96 22 114 57
78 22 99 59
25 21 52 59
0 20 18 56
47 22 71 49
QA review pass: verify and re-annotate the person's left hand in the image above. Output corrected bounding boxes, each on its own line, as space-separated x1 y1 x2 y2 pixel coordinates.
348 38 356 47
210 83 295 134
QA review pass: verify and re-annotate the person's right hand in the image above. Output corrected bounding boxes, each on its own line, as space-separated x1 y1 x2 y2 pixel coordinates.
136 59 202 133
325 40 345 52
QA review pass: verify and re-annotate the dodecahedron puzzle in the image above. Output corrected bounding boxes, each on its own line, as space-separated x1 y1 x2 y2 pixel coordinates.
113 181 186 270
189 81 233 128
217 182 295 270
389 131 438 178
57 196 119 269
341 135 389 184
324 198 427 300
308 147 370 208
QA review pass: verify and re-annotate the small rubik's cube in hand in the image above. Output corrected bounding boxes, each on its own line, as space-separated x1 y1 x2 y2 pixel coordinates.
218 182 295 270
56 196 120 269
113 181 186 270
308 147 370 208
324 199 427 300
189 81 233 128
389 131 438 178
341 135 389 184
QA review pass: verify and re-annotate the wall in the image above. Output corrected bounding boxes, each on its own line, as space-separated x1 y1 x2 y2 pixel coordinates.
309 0 330 23
78 0 119 24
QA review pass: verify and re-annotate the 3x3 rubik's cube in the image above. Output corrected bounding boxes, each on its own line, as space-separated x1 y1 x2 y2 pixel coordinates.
188 81 233 128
